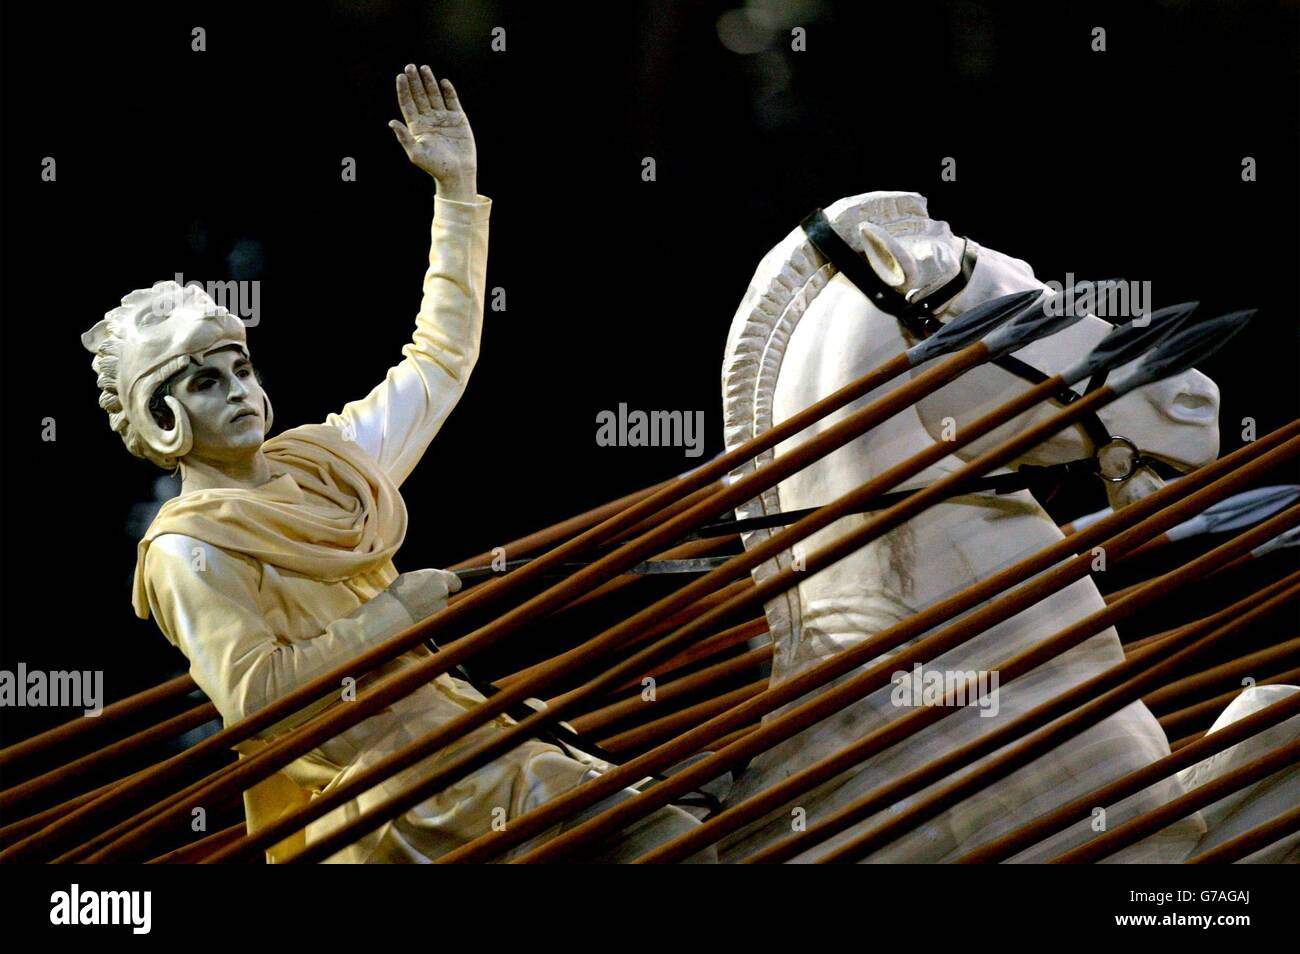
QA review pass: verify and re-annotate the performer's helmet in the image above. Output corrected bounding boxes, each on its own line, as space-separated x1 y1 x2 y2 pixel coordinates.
82 282 268 468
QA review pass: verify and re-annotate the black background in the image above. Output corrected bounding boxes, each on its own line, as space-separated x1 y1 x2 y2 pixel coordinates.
2 1 1297 750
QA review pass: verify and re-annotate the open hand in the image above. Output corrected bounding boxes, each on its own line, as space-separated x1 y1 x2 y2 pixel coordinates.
388 567 463 622
390 64 477 199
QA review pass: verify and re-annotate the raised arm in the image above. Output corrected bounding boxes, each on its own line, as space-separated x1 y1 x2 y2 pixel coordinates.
326 65 489 486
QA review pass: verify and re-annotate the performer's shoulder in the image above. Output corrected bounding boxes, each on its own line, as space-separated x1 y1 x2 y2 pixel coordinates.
268 421 362 454
268 420 384 472
144 533 255 578
265 421 344 447
146 532 201 561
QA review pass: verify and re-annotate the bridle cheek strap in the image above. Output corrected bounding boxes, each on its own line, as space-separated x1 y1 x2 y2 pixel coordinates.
800 209 1116 485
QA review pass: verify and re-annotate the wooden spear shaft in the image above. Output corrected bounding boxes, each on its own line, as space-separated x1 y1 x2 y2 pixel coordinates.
1158 667 1300 739
633 505 1300 864
198 359 1057 865
509 440 1300 863
478 534 742 691
284 410 1289 868
0 778 120 849
446 478 671 570
0 673 198 773
0 497 687 798
1170 731 1206 751
0 529 730 812
1050 737 1300 863
546 478 1300 868
956 687 1300 863
242 372 1101 864
1185 803 1300 864
3 345 944 863
55 346 985 865
145 821 249 865
750 575 1300 864
89 596 761 868
1144 638 1300 714
779 577 1300 864
594 616 769 696
600 680 773 757
534 533 739 617
0 701 218 817
1125 620 1198 655
54 724 311 864
433 424 1300 863
569 644 772 738
604 481 729 546
1105 548 1263 605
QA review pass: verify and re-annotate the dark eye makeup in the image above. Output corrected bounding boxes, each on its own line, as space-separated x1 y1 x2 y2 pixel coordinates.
184 357 255 392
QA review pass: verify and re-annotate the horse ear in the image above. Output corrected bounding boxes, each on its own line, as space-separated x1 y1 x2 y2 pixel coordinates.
857 221 912 289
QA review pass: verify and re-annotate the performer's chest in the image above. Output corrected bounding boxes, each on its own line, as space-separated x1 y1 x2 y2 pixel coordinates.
255 560 397 643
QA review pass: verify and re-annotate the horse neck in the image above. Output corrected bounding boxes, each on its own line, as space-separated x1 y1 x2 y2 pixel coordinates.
766 288 1107 682
772 289 959 488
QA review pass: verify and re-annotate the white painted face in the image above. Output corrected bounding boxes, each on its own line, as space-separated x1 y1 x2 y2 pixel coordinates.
163 338 268 466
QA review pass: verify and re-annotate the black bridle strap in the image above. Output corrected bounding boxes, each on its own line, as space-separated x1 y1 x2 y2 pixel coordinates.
800 209 946 337
422 641 725 816
800 209 1113 452
687 462 1101 541
989 353 1112 449
688 468 1075 539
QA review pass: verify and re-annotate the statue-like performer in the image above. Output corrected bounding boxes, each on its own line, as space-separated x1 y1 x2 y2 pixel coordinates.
83 65 709 863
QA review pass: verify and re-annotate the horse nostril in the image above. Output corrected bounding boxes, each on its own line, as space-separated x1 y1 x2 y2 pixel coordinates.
1172 389 1215 420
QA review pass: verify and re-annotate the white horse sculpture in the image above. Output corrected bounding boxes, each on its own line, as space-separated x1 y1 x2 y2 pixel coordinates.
718 190 1298 862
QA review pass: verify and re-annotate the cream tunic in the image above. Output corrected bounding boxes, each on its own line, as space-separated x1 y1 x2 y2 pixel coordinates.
140 195 706 863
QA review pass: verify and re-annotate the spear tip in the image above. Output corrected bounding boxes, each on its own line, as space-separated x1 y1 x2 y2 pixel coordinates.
979 288 1086 359
1060 300 1200 386
1115 308 1257 394
905 288 1043 365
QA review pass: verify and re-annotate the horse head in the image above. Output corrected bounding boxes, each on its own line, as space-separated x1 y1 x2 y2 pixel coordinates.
857 203 1222 508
